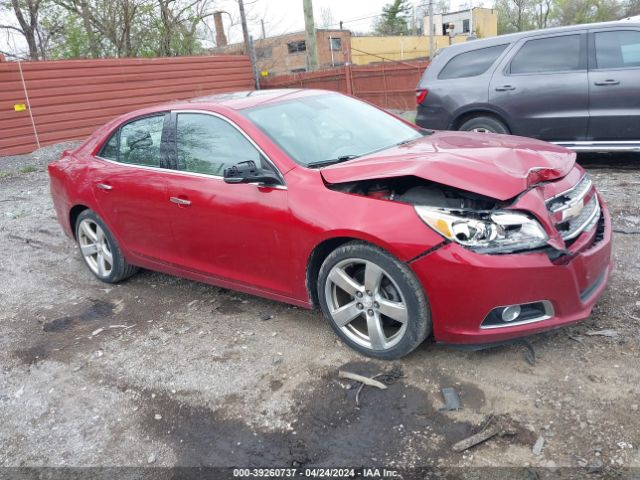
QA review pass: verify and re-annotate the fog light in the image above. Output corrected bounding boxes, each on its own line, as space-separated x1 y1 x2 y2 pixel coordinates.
501 305 522 322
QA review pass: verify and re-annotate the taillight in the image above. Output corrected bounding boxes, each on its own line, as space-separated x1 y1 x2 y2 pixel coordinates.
416 89 428 105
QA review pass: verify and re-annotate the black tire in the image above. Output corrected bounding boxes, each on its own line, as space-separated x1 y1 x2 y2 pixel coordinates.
317 241 431 359
459 116 510 134
74 209 138 283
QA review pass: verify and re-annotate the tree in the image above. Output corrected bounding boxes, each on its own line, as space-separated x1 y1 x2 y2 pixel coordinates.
319 6 334 28
495 0 625 33
373 0 412 35
0 0 51 59
495 0 537 33
551 0 621 24
48 0 215 58
623 0 640 14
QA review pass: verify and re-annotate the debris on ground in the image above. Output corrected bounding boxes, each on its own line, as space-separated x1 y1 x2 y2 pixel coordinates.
259 313 274 321
338 370 387 389
14 385 24 399
339 368 403 407
585 329 619 338
452 415 522 453
452 425 500 452
520 339 536 365
91 328 104 336
532 436 545 456
439 387 462 411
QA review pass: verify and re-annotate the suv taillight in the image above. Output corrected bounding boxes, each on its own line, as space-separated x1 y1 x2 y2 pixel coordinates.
416 89 428 105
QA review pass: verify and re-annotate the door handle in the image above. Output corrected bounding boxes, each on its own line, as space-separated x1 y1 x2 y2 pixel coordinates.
594 79 620 86
169 196 192 206
96 183 112 191
495 85 516 91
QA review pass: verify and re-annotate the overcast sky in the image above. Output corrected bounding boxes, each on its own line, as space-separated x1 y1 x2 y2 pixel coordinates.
1 0 485 57
223 0 476 42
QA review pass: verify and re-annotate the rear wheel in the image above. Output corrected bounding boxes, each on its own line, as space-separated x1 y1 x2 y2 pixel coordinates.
75 210 138 283
317 242 431 359
459 116 509 134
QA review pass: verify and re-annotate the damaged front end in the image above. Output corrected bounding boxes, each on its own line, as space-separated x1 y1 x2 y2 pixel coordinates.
327 174 588 256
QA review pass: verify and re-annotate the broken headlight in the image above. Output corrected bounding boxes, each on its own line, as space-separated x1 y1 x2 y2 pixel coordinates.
414 206 548 254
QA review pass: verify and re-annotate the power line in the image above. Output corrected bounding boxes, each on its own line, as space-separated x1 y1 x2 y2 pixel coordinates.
323 12 385 29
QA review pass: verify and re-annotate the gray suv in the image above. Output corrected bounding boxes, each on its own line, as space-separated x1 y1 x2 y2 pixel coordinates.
415 21 640 152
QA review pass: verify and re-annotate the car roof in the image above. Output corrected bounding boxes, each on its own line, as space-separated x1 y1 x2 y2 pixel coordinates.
185 88 329 110
440 20 640 55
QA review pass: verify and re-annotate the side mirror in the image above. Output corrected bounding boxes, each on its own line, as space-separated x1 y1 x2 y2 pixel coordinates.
223 160 280 186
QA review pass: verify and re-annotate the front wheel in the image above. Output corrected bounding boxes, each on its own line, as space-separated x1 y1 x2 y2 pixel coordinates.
317 242 431 359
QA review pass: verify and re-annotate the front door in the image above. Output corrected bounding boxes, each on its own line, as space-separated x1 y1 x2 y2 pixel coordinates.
490 32 589 141
163 111 293 297
588 27 640 141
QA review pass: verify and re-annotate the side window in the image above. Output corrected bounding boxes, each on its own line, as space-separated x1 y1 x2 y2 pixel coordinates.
118 115 165 167
438 44 508 79
595 30 640 69
510 35 582 74
99 131 119 161
176 113 263 176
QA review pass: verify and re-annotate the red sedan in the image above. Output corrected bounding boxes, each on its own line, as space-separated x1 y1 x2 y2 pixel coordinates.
48 89 612 359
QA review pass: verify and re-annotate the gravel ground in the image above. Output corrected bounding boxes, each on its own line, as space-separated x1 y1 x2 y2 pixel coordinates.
1 143 639 477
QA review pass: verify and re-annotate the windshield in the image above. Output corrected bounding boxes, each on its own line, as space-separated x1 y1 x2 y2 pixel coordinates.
241 93 423 167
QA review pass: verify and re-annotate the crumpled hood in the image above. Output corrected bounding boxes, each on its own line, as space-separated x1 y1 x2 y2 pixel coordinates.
320 131 576 201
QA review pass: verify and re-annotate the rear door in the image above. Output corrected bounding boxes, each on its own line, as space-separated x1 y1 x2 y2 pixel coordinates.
490 32 589 141
588 27 640 141
89 113 175 263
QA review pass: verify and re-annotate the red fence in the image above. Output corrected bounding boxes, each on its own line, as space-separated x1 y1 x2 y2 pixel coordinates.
261 60 429 111
0 55 254 156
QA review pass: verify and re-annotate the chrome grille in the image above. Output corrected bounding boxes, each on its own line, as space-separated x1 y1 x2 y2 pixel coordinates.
547 175 600 241
547 174 592 213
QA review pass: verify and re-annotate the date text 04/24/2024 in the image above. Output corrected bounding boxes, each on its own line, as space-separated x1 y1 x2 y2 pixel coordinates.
232 468 400 478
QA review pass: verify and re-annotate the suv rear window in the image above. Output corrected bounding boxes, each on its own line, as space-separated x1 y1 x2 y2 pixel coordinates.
511 35 582 74
438 44 508 79
595 30 640 68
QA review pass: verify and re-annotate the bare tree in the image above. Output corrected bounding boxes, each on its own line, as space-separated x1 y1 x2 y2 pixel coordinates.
319 6 334 28
0 0 45 59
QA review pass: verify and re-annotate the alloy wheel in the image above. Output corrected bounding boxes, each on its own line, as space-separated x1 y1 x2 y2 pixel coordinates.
77 218 113 278
324 258 408 350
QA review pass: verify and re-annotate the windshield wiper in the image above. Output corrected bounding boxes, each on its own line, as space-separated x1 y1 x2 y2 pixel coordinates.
306 155 359 168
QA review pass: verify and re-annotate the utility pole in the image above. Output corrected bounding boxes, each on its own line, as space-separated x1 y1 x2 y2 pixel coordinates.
428 0 434 59
261 19 266 39
250 35 260 89
303 0 319 71
238 0 251 57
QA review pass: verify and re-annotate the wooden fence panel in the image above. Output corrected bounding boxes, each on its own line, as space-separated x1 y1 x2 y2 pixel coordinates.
0 55 253 156
261 60 429 111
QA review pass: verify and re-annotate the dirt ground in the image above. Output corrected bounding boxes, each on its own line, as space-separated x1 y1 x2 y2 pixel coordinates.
0 143 639 478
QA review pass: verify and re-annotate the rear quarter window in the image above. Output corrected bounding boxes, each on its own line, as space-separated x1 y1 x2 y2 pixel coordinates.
438 44 508 79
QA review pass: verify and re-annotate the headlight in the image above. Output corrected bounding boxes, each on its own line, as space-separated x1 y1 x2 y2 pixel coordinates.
415 206 548 254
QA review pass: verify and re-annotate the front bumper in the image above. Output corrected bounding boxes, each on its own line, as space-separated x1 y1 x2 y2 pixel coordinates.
410 200 613 344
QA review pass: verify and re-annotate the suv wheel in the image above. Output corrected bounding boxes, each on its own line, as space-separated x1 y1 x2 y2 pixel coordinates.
459 116 509 134
317 242 431 359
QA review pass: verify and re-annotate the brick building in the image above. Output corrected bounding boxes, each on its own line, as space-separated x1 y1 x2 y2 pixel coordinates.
214 29 352 77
